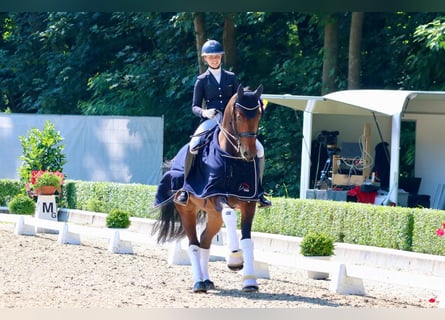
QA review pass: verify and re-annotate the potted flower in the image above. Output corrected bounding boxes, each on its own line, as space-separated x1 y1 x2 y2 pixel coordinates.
300 231 335 280
27 170 65 196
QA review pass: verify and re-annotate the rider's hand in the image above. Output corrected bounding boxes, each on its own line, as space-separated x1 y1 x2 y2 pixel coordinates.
202 108 217 119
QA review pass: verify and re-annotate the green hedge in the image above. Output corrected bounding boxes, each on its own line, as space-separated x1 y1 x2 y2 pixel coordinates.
254 197 444 254
411 209 445 255
2 178 445 255
62 180 158 218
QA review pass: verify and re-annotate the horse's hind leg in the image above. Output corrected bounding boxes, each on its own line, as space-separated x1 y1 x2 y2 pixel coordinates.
197 212 222 291
177 206 207 293
187 245 208 292
222 207 243 271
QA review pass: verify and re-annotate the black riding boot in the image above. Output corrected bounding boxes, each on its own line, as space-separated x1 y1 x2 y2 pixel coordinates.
258 156 272 208
176 148 196 205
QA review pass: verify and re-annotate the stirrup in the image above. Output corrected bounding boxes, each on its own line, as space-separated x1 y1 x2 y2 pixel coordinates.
258 194 272 209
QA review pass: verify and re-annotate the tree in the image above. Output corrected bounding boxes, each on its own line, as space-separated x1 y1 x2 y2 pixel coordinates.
321 13 339 94
414 17 445 51
3 12 445 198
348 12 364 89
223 13 237 71
193 12 206 74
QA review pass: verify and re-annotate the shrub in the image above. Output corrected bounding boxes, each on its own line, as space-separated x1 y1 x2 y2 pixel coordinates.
300 231 335 256
18 120 66 184
106 209 131 229
0 179 24 206
8 194 35 215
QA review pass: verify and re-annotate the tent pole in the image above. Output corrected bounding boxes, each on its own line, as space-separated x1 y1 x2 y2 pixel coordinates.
300 100 316 199
388 112 401 205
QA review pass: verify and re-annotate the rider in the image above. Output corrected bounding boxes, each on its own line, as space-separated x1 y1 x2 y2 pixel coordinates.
175 39 271 208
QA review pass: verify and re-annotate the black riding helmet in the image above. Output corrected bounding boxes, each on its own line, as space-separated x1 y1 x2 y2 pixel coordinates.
201 40 224 56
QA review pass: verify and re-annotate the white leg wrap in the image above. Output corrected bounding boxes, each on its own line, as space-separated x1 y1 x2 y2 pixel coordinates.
188 245 203 283
199 248 210 281
240 238 257 287
222 208 239 252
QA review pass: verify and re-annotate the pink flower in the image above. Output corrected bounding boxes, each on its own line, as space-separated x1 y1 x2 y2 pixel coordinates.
436 228 445 237
26 170 65 196
429 297 436 303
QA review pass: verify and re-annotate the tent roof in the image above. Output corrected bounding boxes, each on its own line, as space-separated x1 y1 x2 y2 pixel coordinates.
262 90 445 116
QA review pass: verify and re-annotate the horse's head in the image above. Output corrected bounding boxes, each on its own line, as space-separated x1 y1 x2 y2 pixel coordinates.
222 84 263 161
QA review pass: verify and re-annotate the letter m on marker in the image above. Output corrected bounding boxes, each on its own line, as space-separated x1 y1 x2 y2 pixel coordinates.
43 202 54 213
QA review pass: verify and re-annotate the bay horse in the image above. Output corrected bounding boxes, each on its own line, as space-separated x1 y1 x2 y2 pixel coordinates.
153 85 265 293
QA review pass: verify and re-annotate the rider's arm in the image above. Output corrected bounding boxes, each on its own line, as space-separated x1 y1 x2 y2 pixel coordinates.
192 78 205 118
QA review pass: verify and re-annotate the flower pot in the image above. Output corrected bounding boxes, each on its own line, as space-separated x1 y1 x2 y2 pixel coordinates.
38 185 57 195
305 256 331 280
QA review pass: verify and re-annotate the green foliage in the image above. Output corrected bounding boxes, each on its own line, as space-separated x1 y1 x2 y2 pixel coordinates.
411 209 445 255
300 231 334 256
253 198 414 251
399 121 416 177
0 179 24 206
340 204 413 250
86 198 106 213
2 177 445 256
106 208 131 229
414 17 445 51
260 106 304 198
67 180 157 218
18 120 66 184
31 170 64 190
2 12 445 201
8 194 35 215
254 198 346 241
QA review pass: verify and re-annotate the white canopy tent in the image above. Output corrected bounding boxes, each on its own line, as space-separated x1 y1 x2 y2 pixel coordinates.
262 90 445 206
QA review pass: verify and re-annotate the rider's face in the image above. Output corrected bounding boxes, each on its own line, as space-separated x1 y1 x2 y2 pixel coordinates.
204 54 223 69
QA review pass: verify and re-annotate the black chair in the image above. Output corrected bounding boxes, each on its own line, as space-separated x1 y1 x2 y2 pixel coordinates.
399 177 430 208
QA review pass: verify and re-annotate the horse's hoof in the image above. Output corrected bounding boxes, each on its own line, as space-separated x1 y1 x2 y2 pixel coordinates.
192 281 207 293
242 285 259 293
227 263 244 271
227 250 243 271
242 274 258 292
203 279 215 290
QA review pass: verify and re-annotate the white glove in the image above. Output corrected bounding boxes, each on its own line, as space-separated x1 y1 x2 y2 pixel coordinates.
202 108 217 119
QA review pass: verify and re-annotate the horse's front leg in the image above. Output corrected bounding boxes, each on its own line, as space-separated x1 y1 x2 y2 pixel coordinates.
216 196 244 271
239 202 259 292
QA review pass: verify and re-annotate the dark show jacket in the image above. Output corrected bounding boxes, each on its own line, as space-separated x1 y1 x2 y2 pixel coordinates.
192 69 239 118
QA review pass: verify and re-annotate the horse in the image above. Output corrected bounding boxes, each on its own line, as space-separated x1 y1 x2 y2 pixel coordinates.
152 84 265 293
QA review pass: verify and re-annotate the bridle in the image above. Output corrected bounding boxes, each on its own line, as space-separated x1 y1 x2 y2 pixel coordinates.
217 98 263 156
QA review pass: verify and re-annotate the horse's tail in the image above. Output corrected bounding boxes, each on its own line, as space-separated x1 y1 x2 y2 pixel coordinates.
151 199 185 244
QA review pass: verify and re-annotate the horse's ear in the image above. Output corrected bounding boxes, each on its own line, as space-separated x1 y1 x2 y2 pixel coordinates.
237 84 244 97
254 85 263 97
